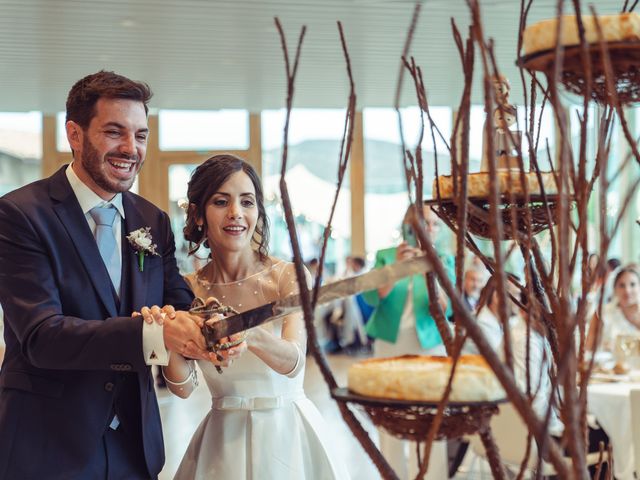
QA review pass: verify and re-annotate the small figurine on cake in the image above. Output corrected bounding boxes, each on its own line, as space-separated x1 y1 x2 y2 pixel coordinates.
481 74 521 172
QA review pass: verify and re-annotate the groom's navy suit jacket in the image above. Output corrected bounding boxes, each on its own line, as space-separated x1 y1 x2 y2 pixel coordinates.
0 166 193 479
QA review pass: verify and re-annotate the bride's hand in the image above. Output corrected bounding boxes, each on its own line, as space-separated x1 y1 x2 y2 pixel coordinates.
209 339 247 367
201 313 248 366
133 304 176 325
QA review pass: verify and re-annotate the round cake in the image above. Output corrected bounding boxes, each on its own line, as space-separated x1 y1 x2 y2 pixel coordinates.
348 354 505 403
523 13 640 56
433 171 558 200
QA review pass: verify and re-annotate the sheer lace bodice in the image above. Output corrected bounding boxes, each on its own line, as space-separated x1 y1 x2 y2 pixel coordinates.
184 259 306 397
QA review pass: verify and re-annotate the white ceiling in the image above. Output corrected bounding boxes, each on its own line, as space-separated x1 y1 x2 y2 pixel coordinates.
0 0 626 113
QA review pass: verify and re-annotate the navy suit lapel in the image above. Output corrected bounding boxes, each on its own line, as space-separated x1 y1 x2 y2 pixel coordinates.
49 168 119 316
122 193 150 313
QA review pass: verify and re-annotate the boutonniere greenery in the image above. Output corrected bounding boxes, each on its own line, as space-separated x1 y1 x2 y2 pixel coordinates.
126 227 159 272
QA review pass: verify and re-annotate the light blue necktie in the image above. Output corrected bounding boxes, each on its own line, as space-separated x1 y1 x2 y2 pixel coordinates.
89 206 121 296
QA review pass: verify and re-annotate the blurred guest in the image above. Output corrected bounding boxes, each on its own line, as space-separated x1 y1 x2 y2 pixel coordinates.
461 267 487 312
362 203 454 480
509 298 564 436
587 265 640 355
350 256 375 326
461 278 519 356
306 258 320 283
511 296 609 479
323 255 371 354
607 258 621 275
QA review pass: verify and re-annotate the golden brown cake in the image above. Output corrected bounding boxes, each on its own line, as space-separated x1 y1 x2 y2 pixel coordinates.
433 171 558 199
523 13 640 55
348 355 505 402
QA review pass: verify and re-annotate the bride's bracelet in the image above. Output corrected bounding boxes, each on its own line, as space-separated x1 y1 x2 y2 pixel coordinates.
285 342 304 378
162 360 198 388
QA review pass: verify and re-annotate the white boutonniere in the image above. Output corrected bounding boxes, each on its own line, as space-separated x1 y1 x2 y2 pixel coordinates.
127 227 159 272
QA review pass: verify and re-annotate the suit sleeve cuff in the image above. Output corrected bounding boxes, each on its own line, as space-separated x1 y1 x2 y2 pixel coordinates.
142 321 169 366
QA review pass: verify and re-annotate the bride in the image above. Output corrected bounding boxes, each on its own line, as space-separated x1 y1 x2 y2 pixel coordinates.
160 154 349 479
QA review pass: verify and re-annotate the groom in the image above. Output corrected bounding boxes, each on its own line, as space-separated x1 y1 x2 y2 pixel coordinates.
0 71 206 479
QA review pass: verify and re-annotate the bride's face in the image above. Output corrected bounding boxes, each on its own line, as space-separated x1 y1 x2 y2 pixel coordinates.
203 171 258 254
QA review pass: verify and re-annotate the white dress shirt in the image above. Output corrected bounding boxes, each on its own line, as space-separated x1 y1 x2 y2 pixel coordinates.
65 164 168 366
462 306 505 356
509 317 564 436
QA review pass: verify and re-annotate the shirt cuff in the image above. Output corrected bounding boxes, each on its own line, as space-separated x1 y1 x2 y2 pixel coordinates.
142 321 169 366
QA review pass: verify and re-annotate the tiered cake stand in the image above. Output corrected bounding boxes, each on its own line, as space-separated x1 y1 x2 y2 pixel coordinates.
518 41 640 105
332 388 508 479
426 193 566 240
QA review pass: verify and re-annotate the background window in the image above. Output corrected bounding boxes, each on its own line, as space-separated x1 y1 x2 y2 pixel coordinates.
363 106 452 256
56 111 72 152
261 108 351 276
0 112 42 195
167 163 207 275
159 110 249 151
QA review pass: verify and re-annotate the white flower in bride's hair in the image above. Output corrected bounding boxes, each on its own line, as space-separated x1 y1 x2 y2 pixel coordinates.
127 227 159 272
177 198 189 211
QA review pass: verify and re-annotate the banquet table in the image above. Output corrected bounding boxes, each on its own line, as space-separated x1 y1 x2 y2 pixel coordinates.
587 380 640 480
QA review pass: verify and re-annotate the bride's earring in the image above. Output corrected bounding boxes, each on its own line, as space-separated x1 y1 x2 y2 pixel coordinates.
197 224 203 232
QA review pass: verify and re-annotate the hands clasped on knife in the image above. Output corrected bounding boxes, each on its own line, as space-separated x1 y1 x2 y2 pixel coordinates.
134 300 248 368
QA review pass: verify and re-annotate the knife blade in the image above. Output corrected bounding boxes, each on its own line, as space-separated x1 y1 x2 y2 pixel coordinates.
204 254 431 341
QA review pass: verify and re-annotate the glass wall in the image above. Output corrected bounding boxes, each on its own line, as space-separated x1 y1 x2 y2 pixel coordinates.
167 163 207 275
261 108 351 276
158 110 249 151
56 111 72 153
0 112 42 195
363 106 453 256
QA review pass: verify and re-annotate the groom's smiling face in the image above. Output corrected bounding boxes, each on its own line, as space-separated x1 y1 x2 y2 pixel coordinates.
67 97 149 200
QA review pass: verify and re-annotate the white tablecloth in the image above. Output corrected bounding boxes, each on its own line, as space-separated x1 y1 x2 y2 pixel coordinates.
588 381 640 480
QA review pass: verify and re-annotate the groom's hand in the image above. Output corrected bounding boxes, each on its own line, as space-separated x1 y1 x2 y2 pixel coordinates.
134 304 175 325
163 311 209 360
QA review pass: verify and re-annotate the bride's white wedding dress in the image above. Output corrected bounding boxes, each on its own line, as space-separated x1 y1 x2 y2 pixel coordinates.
174 260 349 480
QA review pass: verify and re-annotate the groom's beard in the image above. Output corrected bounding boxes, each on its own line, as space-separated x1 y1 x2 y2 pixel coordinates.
80 135 143 194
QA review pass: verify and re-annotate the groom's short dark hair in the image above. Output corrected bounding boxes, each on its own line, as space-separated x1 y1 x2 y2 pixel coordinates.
66 70 152 129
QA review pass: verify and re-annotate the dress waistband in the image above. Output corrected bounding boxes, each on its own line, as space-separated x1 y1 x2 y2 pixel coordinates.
211 392 305 411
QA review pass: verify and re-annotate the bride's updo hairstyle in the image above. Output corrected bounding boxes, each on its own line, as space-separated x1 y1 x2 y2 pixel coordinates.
184 154 270 260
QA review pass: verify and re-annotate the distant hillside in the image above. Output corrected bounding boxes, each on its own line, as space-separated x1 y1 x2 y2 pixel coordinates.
263 138 472 195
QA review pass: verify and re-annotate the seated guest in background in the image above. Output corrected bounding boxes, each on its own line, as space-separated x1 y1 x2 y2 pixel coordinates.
607 258 621 275
461 278 519 356
510 296 609 478
306 257 320 283
461 266 487 312
350 256 375 327
362 203 454 480
602 258 622 304
321 255 371 355
587 265 640 355
509 298 564 437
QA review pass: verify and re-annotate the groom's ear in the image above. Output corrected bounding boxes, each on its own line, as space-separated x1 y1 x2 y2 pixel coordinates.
66 121 83 154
